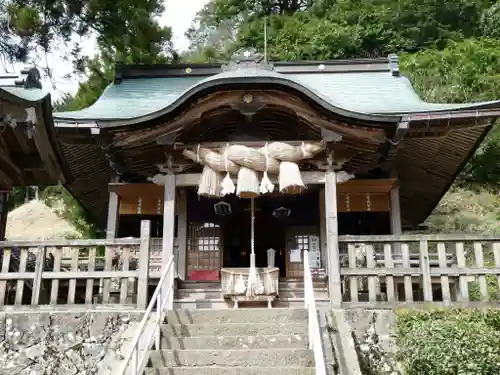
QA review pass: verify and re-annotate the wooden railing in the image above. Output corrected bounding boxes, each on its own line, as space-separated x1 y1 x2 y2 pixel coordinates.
303 252 326 375
338 234 500 308
0 221 151 309
118 255 175 375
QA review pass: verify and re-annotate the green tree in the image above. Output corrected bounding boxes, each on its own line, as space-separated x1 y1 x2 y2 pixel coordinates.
2 0 172 75
41 0 177 234
401 38 500 186
185 0 490 62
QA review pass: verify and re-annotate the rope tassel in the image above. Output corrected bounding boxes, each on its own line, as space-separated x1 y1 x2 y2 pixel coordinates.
259 171 274 194
259 143 275 194
221 144 236 196
221 172 236 195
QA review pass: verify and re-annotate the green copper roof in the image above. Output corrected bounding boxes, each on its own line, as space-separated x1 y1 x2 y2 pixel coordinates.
0 69 48 103
0 86 49 102
53 61 500 125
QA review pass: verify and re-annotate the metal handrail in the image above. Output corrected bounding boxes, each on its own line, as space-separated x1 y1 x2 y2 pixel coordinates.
304 254 327 375
117 255 175 375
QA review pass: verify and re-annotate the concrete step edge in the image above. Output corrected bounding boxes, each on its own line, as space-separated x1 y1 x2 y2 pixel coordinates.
168 307 307 311
152 348 313 353
146 367 316 371
162 322 308 327
162 334 308 339
177 288 327 293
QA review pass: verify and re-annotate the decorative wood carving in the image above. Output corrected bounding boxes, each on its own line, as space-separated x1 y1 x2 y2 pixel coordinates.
222 52 274 72
113 90 386 148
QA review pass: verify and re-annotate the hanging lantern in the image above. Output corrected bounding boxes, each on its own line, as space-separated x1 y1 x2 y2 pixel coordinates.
214 201 232 216
272 206 291 219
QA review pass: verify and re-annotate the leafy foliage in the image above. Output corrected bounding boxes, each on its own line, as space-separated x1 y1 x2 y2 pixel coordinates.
3 0 176 235
186 0 490 61
396 308 500 375
39 184 97 238
1 0 173 77
424 187 500 234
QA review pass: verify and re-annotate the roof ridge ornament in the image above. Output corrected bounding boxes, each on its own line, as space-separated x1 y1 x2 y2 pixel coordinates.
222 50 274 72
388 54 399 77
14 67 42 89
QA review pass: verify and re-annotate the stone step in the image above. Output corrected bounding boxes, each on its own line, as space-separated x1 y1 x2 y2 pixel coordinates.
172 298 331 310
177 281 220 290
176 289 328 300
173 298 231 310
167 308 308 324
148 349 314 367
161 322 308 337
177 280 327 290
144 367 318 375
161 334 308 349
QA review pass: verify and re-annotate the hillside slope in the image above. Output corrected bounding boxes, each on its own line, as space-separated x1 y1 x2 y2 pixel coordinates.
424 186 500 234
6 199 81 241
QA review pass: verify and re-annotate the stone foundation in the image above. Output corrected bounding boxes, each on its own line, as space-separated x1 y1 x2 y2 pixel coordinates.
0 311 142 375
344 309 402 375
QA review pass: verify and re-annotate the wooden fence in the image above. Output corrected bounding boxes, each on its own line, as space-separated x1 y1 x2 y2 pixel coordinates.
0 221 151 309
2 228 500 310
338 234 500 308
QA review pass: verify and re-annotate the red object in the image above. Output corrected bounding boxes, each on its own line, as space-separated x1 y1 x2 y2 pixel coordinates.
189 270 220 281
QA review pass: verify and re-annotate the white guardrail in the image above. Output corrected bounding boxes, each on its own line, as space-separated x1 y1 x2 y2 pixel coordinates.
117 255 175 375
304 254 327 375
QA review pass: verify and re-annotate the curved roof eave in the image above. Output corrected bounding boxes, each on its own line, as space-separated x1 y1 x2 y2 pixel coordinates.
53 75 404 127
0 87 50 106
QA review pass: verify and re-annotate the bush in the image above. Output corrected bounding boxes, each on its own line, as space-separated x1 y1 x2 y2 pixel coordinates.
396 308 500 375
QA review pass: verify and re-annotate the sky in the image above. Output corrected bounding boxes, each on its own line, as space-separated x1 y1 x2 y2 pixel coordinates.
3 0 210 100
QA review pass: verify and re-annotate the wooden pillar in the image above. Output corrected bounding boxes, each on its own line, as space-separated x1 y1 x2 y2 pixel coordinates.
319 188 327 271
102 189 120 295
137 220 151 309
176 189 188 280
0 192 10 241
390 184 402 235
106 191 120 239
162 174 176 310
390 184 403 299
325 170 342 307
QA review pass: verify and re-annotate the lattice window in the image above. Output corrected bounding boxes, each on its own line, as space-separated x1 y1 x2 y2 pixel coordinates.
286 227 322 278
187 222 221 279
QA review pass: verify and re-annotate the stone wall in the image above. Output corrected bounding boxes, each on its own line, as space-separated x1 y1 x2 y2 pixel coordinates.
344 309 401 375
0 310 142 375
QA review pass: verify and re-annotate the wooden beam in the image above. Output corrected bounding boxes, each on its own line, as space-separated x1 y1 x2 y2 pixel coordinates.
10 153 45 171
325 170 342 308
32 107 65 183
174 173 396 192
336 178 397 194
170 140 325 149
0 147 21 176
175 171 327 187
109 182 164 198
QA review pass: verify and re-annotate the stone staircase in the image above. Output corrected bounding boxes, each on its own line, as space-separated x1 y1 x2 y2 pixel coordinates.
174 279 330 309
143 308 337 374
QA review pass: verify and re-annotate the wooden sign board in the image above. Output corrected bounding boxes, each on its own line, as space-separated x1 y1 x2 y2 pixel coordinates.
337 193 390 212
